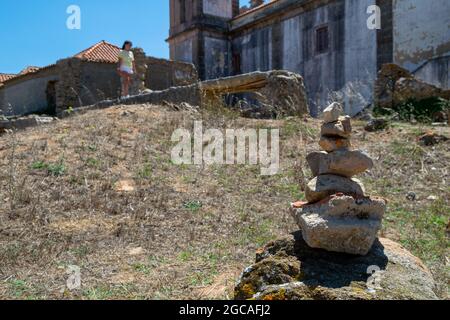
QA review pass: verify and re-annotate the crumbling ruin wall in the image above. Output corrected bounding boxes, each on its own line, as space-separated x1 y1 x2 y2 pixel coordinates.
80 61 121 105
374 63 450 110
56 58 122 115
122 84 201 106
146 57 198 90
59 84 202 118
256 70 309 118
201 70 309 118
56 51 197 114
130 48 148 95
56 58 82 115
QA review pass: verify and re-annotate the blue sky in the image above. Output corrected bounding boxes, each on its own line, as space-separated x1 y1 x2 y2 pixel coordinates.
0 1 254 74
0 0 172 74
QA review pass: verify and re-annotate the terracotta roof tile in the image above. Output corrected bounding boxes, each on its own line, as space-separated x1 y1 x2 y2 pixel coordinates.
74 40 121 63
19 66 40 75
0 41 121 87
0 73 16 83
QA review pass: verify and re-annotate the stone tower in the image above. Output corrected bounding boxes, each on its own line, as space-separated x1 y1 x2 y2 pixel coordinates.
168 0 240 80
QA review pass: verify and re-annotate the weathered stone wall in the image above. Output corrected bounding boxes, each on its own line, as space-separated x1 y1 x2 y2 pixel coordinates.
168 0 234 79
0 67 59 116
130 48 148 95
169 0 449 116
393 0 450 71
203 0 234 18
204 36 230 79
170 29 196 65
0 89 4 115
2 53 198 117
413 56 450 90
232 26 272 74
56 55 197 115
146 57 198 90
230 0 379 116
283 1 346 116
79 61 121 105
55 58 82 115
374 63 450 110
60 84 202 118
120 84 201 107
200 70 310 118
0 115 56 132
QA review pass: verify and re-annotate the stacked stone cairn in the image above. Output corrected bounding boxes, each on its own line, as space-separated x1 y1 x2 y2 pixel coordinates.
291 102 387 255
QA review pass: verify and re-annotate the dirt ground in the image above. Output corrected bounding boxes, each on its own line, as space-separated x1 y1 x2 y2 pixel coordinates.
0 104 448 299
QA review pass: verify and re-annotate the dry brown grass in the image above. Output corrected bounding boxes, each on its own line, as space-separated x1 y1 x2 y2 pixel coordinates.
0 103 448 300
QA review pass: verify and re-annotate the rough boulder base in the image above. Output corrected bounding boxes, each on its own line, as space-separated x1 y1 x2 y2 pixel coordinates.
234 233 438 300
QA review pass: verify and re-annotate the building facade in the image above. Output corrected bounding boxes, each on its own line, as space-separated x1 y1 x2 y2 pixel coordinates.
168 0 450 115
0 41 198 117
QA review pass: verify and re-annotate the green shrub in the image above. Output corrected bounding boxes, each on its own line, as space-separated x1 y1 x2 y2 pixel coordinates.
375 97 449 123
31 160 66 176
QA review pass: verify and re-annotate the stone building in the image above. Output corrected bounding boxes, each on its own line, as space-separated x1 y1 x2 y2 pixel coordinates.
0 41 197 117
168 0 450 115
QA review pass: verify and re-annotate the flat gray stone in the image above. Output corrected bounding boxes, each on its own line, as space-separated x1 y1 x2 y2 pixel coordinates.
300 194 387 220
307 150 374 178
305 175 365 203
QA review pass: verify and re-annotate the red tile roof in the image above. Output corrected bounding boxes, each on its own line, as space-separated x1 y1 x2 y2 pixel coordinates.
0 41 121 87
0 73 16 84
19 66 40 75
74 40 121 63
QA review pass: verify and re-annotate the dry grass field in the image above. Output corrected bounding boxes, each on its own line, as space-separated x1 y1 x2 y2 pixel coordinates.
0 103 448 299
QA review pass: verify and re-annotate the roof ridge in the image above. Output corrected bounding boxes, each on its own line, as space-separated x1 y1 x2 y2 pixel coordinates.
1 40 121 86
74 40 120 59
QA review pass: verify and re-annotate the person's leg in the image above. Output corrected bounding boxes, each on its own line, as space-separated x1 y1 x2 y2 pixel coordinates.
120 75 125 97
118 70 126 97
123 74 130 96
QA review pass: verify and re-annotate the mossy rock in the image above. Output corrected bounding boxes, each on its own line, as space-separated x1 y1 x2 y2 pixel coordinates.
235 232 438 300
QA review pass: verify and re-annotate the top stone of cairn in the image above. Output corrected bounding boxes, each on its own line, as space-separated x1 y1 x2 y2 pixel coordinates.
322 102 344 124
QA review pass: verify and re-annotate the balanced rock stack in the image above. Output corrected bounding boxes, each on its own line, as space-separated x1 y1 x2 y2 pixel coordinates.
291 102 387 256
